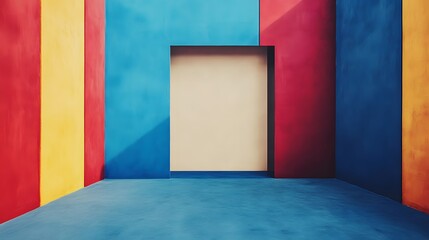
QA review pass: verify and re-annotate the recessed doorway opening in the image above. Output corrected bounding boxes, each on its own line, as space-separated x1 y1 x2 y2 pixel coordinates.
170 46 274 175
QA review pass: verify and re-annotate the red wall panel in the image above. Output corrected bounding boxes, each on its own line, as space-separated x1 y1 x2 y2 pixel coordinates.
84 0 105 186
260 0 335 177
0 0 41 223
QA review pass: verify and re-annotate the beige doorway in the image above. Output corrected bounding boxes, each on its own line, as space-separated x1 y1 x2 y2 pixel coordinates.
170 47 267 171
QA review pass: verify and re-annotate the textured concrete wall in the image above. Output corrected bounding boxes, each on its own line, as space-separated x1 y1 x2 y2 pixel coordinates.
105 0 259 178
403 0 429 213
260 0 336 177
0 0 41 223
84 0 105 186
336 0 402 201
40 0 85 204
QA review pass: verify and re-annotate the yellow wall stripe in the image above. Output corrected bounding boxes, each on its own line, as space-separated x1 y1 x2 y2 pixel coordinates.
41 0 84 205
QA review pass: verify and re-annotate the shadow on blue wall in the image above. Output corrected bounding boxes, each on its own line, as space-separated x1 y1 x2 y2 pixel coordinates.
105 118 170 178
336 0 402 201
105 0 259 178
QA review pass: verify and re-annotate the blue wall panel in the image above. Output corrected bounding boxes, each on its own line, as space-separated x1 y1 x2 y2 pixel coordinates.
106 0 259 178
336 0 402 201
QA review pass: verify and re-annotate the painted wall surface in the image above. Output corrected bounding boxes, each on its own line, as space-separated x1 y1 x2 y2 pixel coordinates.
170 47 267 171
84 0 105 186
336 0 402 201
41 0 85 204
260 0 336 177
106 0 259 178
0 0 40 223
403 0 429 213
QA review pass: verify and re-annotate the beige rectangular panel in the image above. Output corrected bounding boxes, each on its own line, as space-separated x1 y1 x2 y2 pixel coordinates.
170 47 267 171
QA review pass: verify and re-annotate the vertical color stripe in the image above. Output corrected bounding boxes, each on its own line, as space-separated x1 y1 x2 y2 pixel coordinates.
84 0 105 186
403 0 429 213
336 0 402 201
260 0 336 177
41 0 84 204
0 0 41 223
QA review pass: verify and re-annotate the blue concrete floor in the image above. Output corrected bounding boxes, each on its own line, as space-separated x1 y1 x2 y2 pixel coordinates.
1 179 429 239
